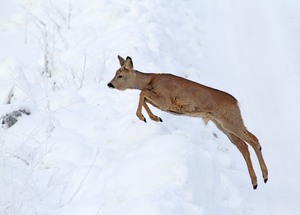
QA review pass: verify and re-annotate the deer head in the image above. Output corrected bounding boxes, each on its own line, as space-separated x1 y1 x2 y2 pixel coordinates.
107 56 136 90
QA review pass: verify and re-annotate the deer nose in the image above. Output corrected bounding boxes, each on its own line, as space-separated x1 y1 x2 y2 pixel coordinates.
107 83 114 88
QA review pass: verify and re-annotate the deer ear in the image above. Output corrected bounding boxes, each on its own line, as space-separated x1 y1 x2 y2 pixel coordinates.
118 55 125 66
124 56 133 70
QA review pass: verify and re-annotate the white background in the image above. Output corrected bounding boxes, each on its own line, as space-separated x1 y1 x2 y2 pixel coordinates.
0 0 299 214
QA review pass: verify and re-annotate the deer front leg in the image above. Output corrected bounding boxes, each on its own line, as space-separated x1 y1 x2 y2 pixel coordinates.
136 92 146 122
143 101 163 122
136 90 163 123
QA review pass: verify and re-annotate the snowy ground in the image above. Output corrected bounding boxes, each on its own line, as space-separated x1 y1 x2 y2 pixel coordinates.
0 0 300 214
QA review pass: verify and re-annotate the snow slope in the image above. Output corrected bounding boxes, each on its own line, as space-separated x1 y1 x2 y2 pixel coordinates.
0 0 299 214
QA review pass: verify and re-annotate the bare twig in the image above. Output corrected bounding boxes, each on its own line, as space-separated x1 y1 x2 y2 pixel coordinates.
2 152 29 166
79 50 87 89
67 4 72 29
7 85 15 104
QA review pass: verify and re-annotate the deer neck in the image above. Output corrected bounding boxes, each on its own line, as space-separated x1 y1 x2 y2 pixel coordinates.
132 70 155 90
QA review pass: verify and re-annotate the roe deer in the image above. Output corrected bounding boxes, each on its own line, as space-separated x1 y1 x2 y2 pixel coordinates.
108 55 268 189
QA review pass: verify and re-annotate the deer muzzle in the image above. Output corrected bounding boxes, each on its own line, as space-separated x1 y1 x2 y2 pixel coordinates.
107 83 114 88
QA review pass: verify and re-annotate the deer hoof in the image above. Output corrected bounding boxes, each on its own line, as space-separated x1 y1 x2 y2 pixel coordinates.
143 118 147 123
264 178 268 183
137 113 147 123
253 184 258 190
150 115 162 122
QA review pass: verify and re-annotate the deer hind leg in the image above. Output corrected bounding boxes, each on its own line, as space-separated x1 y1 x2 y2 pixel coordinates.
220 117 268 184
235 129 268 183
137 89 163 123
213 120 258 189
228 133 258 189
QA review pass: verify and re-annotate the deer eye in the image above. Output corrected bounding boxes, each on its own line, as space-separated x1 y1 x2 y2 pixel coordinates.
117 75 123 79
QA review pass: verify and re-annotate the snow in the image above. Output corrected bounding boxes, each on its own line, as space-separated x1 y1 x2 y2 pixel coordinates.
1 0 300 214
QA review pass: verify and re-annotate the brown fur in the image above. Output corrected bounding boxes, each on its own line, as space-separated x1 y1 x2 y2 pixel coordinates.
108 56 268 189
